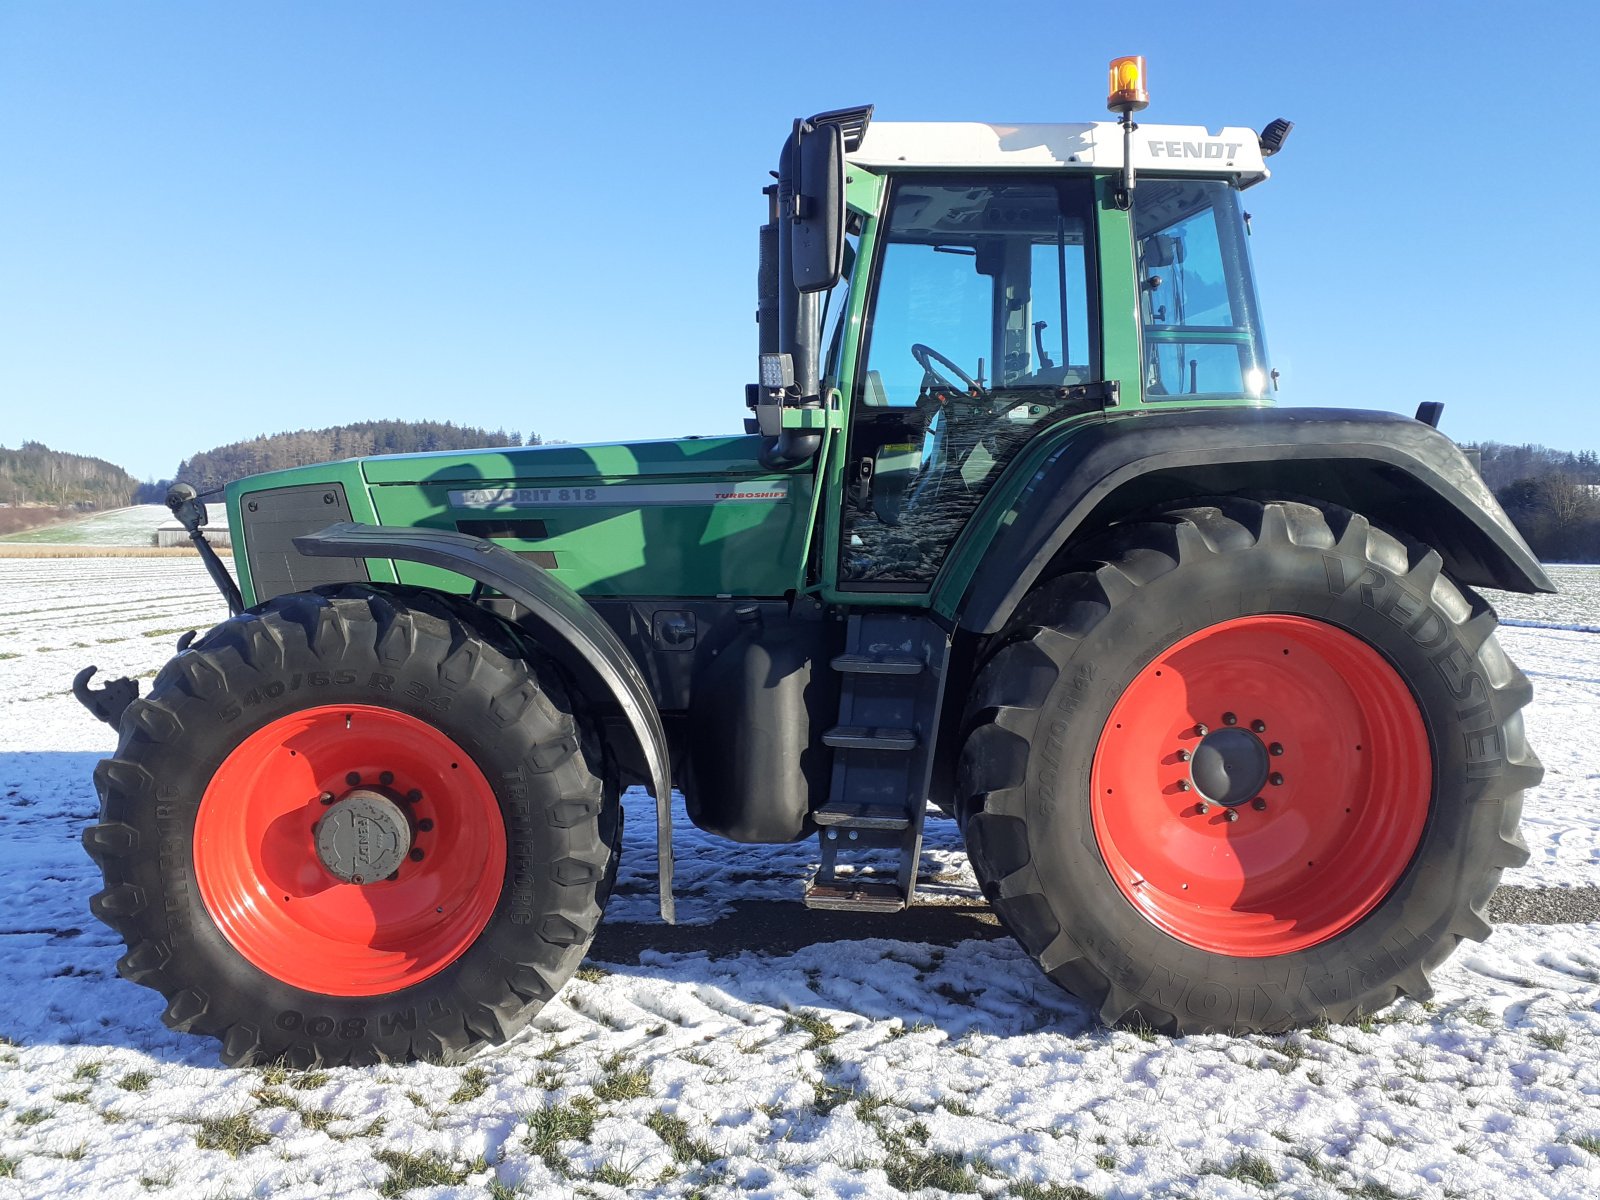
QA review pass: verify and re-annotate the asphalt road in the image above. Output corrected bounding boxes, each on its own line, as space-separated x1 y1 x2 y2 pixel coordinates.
589 886 1600 966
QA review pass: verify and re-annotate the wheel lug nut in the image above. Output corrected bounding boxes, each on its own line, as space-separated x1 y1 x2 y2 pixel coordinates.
1197 802 1210 814
318 792 335 805
1194 723 1209 737
1270 772 1284 787
379 771 394 786
1225 810 1239 823
405 789 422 804
1222 712 1237 726
1177 780 1191 792
417 818 434 832
1252 720 1267 734
386 871 399 882
1177 749 1191 762
409 848 425 862
1252 798 1267 811
1270 743 1284 756
345 772 361 786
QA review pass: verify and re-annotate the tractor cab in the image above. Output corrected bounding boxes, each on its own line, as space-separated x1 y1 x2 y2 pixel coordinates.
752 64 1280 597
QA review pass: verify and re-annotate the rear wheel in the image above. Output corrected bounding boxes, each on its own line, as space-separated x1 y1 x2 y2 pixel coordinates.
84 585 619 1066
957 499 1539 1033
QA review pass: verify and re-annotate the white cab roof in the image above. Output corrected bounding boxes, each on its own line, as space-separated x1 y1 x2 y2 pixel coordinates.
850 122 1269 185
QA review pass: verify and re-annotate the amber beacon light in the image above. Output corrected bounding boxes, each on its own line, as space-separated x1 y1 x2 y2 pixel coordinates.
1107 55 1149 115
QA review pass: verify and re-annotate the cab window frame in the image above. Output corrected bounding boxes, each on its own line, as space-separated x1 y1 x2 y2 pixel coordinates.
837 172 1101 593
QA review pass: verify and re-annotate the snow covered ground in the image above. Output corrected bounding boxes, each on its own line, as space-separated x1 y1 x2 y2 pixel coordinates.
1 559 1598 1198
0 504 227 548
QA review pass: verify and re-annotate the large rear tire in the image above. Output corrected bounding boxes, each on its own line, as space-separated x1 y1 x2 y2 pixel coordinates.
957 499 1539 1033
83 585 619 1066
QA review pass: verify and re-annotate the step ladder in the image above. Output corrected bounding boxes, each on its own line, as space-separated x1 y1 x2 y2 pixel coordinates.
806 612 950 913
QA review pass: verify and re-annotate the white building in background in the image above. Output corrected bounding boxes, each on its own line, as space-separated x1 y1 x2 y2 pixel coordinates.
154 503 231 548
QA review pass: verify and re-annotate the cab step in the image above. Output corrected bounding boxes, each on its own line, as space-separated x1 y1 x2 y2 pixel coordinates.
830 652 924 676
804 879 905 912
813 803 911 831
822 725 918 751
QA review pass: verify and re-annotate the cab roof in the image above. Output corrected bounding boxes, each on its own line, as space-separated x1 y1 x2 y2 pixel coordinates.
848 121 1270 186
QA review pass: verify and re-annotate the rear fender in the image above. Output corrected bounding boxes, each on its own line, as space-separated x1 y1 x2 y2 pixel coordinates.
295 522 676 922
952 407 1554 637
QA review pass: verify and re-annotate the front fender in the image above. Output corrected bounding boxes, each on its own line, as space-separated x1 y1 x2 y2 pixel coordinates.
294 522 675 921
950 407 1554 636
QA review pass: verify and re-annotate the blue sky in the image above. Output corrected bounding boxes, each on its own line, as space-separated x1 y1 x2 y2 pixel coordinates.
2 1 1596 481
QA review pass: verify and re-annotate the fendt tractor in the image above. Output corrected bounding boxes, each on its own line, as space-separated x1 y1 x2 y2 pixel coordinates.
75 59 1550 1067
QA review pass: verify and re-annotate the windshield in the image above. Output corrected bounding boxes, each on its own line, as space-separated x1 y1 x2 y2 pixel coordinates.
1134 178 1269 399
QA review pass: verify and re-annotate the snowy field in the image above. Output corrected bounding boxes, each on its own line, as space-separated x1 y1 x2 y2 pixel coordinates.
0 504 226 548
1 559 1598 1198
0 505 171 547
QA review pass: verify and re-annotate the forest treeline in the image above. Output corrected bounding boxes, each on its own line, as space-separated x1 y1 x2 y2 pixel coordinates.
1468 442 1600 563
0 442 140 511
170 420 539 492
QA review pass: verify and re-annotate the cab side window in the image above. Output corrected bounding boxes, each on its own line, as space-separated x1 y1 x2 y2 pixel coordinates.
840 177 1096 586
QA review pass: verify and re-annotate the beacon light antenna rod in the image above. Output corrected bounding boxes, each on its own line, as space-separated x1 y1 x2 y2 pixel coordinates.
1107 55 1150 210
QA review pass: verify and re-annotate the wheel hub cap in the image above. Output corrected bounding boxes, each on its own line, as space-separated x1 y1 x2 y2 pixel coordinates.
1190 727 1269 808
314 789 411 884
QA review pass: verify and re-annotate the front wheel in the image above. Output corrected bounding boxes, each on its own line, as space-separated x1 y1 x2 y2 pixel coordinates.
84 585 619 1066
957 499 1540 1033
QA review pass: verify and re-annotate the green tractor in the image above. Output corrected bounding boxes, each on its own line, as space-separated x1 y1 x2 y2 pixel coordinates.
77 59 1549 1066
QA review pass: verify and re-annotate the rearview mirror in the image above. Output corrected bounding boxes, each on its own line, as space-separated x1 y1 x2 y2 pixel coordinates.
791 120 844 293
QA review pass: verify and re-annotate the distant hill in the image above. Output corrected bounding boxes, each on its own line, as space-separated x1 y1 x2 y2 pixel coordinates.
0 442 139 512
172 420 539 492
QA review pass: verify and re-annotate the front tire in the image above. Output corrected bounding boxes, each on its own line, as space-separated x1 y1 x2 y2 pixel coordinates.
83 585 619 1066
957 500 1540 1033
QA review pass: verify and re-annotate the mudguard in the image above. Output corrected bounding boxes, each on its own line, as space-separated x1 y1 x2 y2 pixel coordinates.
954 407 1554 636
294 522 675 922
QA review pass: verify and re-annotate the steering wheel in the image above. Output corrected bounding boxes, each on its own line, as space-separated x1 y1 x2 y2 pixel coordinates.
911 343 985 398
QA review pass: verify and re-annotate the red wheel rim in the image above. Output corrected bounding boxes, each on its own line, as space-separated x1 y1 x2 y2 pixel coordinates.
1090 615 1431 956
194 705 506 995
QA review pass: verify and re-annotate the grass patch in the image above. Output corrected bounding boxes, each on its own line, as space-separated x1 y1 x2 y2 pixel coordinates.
195 1112 271 1156
374 1149 470 1197
1571 1133 1600 1156
257 1063 330 1090
593 1054 650 1102
886 1145 973 1194
783 1009 840 1049
574 965 611 983
1345 1181 1407 1199
1208 1152 1278 1188
118 1069 153 1092
525 1096 598 1172
645 1110 717 1166
591 1163 638 1187
449 1066 490 1104
15 1108 49 1126
1531 1029 1569 1052
72 1062 102 1082
1290 1146 1341 1183
1008 1186 1097 1200
0 1157 14 1177
54 1089 90 1104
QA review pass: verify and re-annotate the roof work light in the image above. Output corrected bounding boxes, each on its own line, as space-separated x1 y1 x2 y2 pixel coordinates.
1107 55 1149 115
